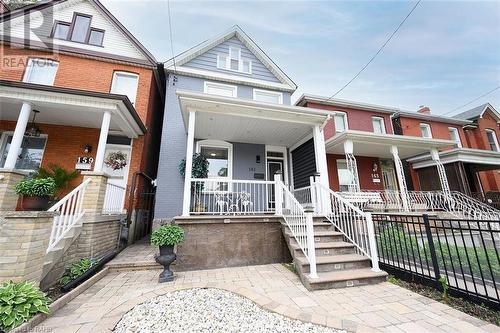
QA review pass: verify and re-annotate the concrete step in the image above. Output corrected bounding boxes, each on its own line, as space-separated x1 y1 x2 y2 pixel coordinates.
304 268 388 290
289 240 356 256
284 229 344 243
296 253 371 273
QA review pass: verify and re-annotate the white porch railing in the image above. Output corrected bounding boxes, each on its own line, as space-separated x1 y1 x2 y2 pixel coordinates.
47 179 91 252
103 182 126 214
292 186 313 205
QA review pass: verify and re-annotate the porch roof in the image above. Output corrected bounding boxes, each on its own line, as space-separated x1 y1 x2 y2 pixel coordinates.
0 80 146 138
325 130 456 159
407 148 500 169
176 90 330 147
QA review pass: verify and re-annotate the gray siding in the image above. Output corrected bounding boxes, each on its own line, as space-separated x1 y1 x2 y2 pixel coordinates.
184 37 281 83
233 143 265 180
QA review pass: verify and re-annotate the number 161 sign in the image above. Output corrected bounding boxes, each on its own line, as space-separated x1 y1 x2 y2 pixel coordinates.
76 156 94 170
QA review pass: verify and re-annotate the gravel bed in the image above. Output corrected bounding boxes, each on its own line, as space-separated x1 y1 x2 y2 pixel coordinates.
113 288 343 333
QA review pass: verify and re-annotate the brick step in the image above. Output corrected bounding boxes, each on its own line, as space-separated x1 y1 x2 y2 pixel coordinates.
289 240 356 256
295 253 371 273
304 268 388 290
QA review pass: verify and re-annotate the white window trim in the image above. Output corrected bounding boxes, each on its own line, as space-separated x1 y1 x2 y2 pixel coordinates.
486 129 500 152
420 123 432 138
0 132 48 171
216 46 252 74
203 81 238 98
372 116 386 134
23 58 59 85
448 127 462 148
252 89 283 104
334 112 349 133
110 71 139 105
195 139 233 180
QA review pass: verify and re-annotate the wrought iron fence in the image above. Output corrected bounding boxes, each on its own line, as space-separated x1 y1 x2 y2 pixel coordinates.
372 213 499 308
472 192 500 210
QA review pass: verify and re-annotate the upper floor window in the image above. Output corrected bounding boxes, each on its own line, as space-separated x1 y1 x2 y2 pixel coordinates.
111 72 139 105
372 117 386 134
486 129 499 152
420 123 432 138
448 127 462 148
253 89 283 104
334 112 348 133
51 13 104 46
23 58 59 85
217 47 252 74
204 81 237 98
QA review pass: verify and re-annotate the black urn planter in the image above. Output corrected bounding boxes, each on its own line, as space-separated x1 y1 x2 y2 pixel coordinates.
155 245 176 283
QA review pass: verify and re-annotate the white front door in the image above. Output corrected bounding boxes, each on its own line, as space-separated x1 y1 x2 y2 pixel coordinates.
102 144 132 212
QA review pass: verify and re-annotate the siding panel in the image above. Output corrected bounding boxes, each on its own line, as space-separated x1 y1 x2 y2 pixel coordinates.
291 139 316 189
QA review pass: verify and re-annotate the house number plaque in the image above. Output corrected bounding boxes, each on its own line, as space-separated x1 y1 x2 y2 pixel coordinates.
75 156 94 170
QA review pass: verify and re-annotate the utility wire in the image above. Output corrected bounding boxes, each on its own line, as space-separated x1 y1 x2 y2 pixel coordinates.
166 0 177 74
443 85 500 116
324 0 421 102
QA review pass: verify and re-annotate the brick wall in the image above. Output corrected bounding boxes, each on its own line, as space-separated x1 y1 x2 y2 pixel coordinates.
398 116 467 149
326 154 384 191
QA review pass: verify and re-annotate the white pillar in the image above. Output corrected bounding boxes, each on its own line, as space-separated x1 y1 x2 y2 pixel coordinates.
312 125 331 214
93 111 111 172
4 102 32 169
182 111 196 216
344 139 360 192
304 205 318 279
390 146 410 211
274 173 283 215
430 148 451 196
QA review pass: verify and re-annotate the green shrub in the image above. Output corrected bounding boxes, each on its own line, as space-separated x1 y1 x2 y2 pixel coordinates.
59 258 97 285
14 178 56 197
0 281 50 331
151 224 185 247
34 164 79 198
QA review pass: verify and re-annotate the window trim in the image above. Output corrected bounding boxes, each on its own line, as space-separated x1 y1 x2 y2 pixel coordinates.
216 46 252 74
22 58 59 85
203 81 238 98
50 12 105 47
252 89 283 104
371 116 386 134
50 20 71 40
195 139 233 181
486 129 500 152
0 132 48 171
336 158 357 192
333 112 349 133
420 123 432 138
110 71 140 105
88 28 105 46
68 12 93 44
448 127 462 148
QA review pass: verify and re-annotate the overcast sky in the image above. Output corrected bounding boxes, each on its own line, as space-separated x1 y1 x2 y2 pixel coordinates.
101 0 500 116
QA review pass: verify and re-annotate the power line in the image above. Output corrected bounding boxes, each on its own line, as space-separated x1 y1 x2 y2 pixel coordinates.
166 0 177 73
443 86 500 116
324 0 421 102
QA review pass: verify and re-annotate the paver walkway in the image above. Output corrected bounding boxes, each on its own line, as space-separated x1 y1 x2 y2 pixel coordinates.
33 262 498 333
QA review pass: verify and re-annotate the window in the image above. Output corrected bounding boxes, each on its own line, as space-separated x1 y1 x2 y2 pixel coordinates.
253 89 283 104
88 29 104 46
70 14 91 43
216 46 252 74
336 159 355 192
51 13 104 46
53 21 70 39
23 58 59 85
486 129 499 152
0 134 47 171
196 140 233 192
334 113 348 133
372 117 386 134
111 72 139 105
204 82 237 98
420 123 432 138
448 127 462 148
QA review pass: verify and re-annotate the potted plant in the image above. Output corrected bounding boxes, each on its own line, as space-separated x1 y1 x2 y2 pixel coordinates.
34 164 79 201
14 177 56 211
179 153 209 213
151 224 185 282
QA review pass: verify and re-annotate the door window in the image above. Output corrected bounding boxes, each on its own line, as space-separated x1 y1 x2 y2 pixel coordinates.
0 134 47 171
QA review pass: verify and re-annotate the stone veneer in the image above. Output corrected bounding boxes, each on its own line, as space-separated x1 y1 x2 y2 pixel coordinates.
81 171 109 213
0 169 25 211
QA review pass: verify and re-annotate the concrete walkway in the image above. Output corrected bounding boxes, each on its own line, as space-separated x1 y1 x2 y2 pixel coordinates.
33 262 498 333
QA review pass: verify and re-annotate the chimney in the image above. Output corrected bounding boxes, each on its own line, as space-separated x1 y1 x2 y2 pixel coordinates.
417 105 431 114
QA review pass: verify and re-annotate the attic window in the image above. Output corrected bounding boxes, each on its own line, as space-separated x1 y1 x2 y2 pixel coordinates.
51 13 105 46
217 46 252 74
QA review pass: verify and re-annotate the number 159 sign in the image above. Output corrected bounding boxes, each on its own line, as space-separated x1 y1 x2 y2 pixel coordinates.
76 156 94 170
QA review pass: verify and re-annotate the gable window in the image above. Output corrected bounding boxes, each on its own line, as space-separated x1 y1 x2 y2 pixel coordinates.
23 58 59 85
111 72 139 105
253 89 283 104
88 29 105 46
448 127 462 148
486 129 499 152
0 133 47 171
372 117 386 134
216 46 252 74
334 112 348 133
420 123 432 138
204 81 237 98
70 14 91 42
51 13 104 46
53 21 70 39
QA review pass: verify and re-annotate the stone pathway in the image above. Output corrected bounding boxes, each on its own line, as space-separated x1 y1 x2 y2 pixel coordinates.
32 263 498 333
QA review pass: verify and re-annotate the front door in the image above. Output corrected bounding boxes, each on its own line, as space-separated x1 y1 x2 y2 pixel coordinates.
380 160 398 191
102 144 132 211
267 160 283 208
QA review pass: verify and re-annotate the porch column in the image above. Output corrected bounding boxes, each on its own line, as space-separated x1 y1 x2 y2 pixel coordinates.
390 146 410 211
93 111 111 172
431 148 451 196
344 140 360 192
312 125 330 214
182 111 196 216
4 102 32 169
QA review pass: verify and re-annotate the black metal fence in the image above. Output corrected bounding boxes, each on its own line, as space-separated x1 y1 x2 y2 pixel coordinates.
372 214 499 309
126 172 156 242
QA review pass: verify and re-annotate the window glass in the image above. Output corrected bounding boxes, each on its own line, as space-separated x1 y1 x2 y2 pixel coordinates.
217 54 227 69
23 59 59 85
448 128 462 148
70 14 91 42
372 117 385 134
201 147 229 178
89 29 104 46
242 59 251 73
486 130 499 151
205 83 236 97
254 90 282 104
229 47 240 70
336 159 354 192
111 72 139 105
420 123 432 138
53 22 69 39
334 113 347 133
0 135 46 170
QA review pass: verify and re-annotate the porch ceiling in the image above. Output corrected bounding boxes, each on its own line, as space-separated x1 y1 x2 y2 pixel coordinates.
325 130 456 159
177 90 329 147
408 148 500 169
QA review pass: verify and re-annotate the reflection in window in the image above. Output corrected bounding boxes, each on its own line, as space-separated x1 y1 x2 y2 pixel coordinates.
336 159 355 192
200 146 228 178
334 113 347 133
0 135 46 170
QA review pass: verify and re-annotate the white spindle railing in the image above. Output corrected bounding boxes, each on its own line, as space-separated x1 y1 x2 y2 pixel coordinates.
103 182 126 214
292 186 313 205
47 179 91 252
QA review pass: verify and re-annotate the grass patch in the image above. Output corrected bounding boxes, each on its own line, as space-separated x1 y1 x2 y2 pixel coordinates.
282 263 299 276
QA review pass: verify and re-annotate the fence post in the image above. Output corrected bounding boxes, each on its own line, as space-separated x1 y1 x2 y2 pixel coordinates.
274 173 283 215
423 214 441 281
365 213 381 272
309 176 317 214
304 205 318 279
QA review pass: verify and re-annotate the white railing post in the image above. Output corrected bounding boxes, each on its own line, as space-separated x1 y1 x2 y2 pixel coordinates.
182 111 196 216
304 205 318 279
309 176 318 214
365 212 381 272
274 173 283 215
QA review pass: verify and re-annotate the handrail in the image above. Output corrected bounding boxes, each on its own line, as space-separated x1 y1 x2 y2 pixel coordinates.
103 182 126 214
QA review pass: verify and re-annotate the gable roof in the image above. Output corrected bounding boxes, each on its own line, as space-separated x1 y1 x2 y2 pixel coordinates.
164 25 297 91
452 103 500 122
0 0 157 66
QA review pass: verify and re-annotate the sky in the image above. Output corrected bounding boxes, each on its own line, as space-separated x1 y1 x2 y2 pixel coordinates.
101 0 500 116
